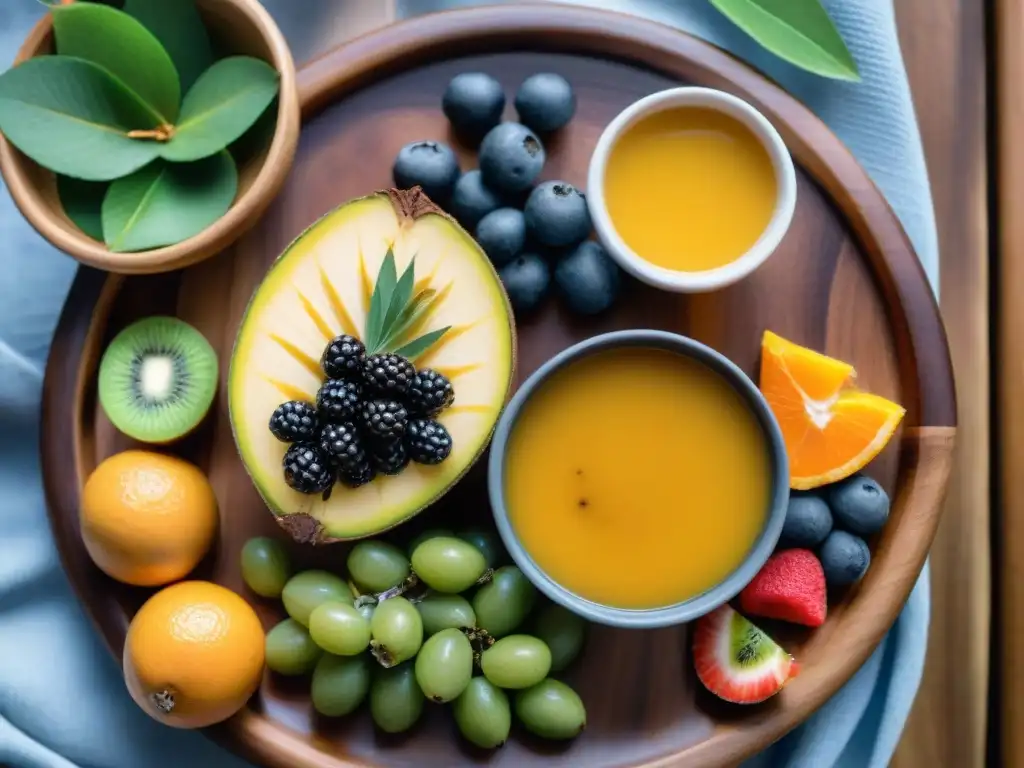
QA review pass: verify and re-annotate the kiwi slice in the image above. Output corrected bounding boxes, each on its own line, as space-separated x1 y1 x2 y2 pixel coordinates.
98 316 218 443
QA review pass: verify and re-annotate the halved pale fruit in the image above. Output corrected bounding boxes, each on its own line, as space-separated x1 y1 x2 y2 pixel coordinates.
759 331 905 490
229 189 515 542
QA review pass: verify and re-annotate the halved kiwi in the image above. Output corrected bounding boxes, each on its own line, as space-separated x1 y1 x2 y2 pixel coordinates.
97 316 218 443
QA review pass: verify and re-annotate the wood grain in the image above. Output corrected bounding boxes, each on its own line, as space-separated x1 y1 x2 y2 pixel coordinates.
39 6 956 767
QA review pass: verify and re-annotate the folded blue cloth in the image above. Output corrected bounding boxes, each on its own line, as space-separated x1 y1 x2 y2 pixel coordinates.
0 1 936 766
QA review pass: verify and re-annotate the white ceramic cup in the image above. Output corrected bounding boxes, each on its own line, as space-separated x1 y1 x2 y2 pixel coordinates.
586 87 798 294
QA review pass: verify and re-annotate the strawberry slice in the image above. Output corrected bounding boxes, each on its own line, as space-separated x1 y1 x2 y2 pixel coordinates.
693 604 799 704
738 549 827 628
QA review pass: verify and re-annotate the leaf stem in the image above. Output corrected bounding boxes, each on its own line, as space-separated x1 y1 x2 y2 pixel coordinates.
127 123 175 142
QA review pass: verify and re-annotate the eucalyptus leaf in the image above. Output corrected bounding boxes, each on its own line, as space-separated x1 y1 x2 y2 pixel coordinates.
393 327 451 361
124 0 213 93
101 151 237 252
365 250 398 351
0 56 161 181
57 176 106 240
378 257 417 349
52 2 180 123
709 0 860 81
160 56 280 162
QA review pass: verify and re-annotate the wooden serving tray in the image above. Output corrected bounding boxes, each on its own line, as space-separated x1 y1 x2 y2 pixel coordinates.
41 6 956 767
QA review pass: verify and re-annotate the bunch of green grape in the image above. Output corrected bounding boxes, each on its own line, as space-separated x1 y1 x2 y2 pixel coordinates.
241 528 589 748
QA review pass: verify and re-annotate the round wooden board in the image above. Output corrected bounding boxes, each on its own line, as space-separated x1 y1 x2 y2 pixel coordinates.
41 6 957 768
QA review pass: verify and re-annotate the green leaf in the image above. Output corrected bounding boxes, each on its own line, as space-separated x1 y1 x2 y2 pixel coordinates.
101 151 237 252
123 0 213 93
0 56 161 181
378 256 417 348
57 176 106 240
160 56 279 162
709 0 860 81
381 288 435 350
51 2 180 123
364 250 398 352
393 327 451 361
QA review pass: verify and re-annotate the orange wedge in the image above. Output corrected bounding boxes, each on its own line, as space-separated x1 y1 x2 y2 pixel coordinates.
760 331 905 490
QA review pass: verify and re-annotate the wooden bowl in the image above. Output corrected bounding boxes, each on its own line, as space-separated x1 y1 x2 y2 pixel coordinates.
0 0 300 275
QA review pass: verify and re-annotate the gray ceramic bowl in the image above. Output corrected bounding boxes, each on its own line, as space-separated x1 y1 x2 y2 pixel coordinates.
487 329 790 629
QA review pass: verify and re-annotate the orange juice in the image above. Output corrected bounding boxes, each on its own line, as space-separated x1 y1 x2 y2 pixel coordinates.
603 106 777 272
504 347 771 609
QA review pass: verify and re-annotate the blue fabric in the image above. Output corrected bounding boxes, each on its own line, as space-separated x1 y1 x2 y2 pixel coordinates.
0 0 936 766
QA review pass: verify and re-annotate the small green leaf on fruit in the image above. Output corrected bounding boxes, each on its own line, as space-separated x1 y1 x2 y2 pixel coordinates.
123 0 214 93
382 289 435 350
709 0 860 81
0 56 161 181
379 257 417 349
101 151 238 252
393 327 451 361
57 176 106 240
159 56 280 162
52 2 181 122
365 249 398 351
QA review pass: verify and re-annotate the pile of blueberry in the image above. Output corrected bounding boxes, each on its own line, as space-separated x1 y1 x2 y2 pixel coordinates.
391 71 624 318
779 473 890 587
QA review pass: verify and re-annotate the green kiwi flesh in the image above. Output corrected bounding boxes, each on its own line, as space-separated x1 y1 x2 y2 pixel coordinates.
97 316 218 443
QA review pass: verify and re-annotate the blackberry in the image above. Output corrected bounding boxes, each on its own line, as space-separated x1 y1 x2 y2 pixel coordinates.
269 400 320 443
316 378 363 423
320 422 368 475
321 334 366 380
362 398 409 439
338 458 376 488
405 418 453 465
363 353 415 396
371 438 409 475
407 369 455 416
283 443 334 495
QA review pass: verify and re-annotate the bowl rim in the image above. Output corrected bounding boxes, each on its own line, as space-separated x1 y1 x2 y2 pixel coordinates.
586 86 798 294
0 0 301 275
487 329 790 628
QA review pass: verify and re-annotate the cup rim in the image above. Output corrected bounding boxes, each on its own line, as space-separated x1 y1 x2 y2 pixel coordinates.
487 329 790 629
586 86 798 294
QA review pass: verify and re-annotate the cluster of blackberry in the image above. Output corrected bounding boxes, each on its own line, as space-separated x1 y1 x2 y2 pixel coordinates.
268 334 456 496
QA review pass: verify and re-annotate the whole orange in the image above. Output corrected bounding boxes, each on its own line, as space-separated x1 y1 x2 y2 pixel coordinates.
123 580 266 729
79 450 218 587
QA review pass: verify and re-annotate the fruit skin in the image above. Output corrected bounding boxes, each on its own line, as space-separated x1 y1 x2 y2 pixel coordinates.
826 474 890 536
361 398 409 440
692 604 798 705
818 530 871 587
407 528 455 556
309 601 372 656
123 581 265 729
411 536 487 593
265 618 321 675
780 492 834 548
479 122 545 194
476 207 526 267
407 368 455 417
405 418 454 465
240 536 291 598
514 73 576 133
370 438 409 476
370 662 425 733
321 334 366 380
473 565 537 638
514 679 586 740
347 540 410 593
80 450 217 587
282 443 334 495
554 240 622 316
738 549 827 628
282 570 351 627
316 378 363 423
311 653 371 717
442 72 505 143
458 528 506 569
499 253 551 315
415 593 477 635
392 140 461 202
370 596 424 667
524 181 590 249
269 400 320 443
449 169 503 229
531 603 587 673
454 677 511 749
480 634 552 690
415 627 474 702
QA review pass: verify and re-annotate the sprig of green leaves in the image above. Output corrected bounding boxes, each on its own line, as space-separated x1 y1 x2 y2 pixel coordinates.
364 251 451 358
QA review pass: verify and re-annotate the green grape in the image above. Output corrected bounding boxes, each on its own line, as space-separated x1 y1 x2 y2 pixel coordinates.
356 601 376 623
481 635 551 690
240 537 292 598
415 593 476 636
514 679 587 740
472 566 536 638
453 677 511 749
532 603 588 672
281 570 351 627
370 662 425 734
407 528 455 556
308 601 371 656
411 537 487 593
458 528 506 569
347 540 410 593
264 618 321 675
369 596 423 667
311 653 371 717
415 628 473 703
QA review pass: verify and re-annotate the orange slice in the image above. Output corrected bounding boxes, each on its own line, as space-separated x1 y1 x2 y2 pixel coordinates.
760 331 905 490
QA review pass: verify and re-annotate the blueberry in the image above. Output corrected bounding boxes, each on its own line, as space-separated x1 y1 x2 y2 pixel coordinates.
392 141 460 202
818 530 870 587
524 180 591 249
475 208 526 267
779 492 833 548
479 122 545 194
449 170 502 229
826 474 890 536
515 73 576 133
499 253 550 315
554 241 622 316
442 72 505 144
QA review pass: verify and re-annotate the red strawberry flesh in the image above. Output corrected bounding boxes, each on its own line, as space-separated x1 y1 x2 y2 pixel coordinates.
739 548 827 628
